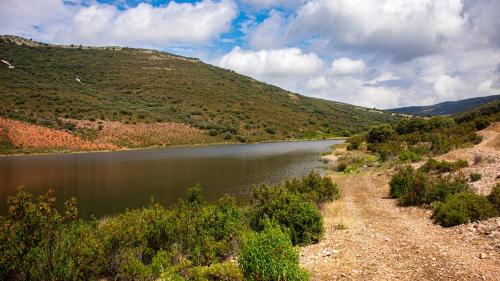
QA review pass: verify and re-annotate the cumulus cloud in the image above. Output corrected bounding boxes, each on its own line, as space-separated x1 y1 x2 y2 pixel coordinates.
241 0 306 10
248 0 467 59
330 57 366 76
0 0 238 48
218 47 324 77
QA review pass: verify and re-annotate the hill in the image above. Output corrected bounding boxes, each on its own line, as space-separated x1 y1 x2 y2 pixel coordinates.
0 35 397 154
389 94 500 116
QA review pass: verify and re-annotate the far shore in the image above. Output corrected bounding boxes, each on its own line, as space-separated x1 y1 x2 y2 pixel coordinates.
0 137 346 158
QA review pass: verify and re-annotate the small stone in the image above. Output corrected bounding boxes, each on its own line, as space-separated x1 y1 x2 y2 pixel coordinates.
479 253 488 259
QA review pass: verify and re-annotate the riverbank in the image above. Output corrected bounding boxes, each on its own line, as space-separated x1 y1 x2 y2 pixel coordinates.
0 135 346 158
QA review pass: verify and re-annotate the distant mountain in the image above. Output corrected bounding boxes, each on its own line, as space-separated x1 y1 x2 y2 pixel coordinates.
0 35 397 154
389 95 500 116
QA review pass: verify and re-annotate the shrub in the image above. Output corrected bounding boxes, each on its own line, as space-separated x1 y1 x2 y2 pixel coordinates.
423 175 470 204
0 188 105 281
238 221 309 281
474 118 491 130
432 192 497 227
250 186 324 246
469 173 482 182
398 170 429 206
419 159 468 174
265 127 276 134
367 124 394 144
487 184 500 213
389 166 418 199
398 150 420 162
346 135 363 150
285 171 340 204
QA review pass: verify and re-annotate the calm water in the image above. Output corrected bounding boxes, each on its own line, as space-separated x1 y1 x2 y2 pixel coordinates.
0 140 341 217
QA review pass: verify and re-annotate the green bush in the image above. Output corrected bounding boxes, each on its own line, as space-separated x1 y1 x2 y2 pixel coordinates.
419 159 468 174
250 186 324 246
487 184 500 213
423 175 470 204
469 173 482 182
285 171 340 204
367 124 394 144
398 150 420 162
0 188 105 281
432 192 497 227
238 221 309 281
389 166 418 199
398 170 429 206
346 135 363 150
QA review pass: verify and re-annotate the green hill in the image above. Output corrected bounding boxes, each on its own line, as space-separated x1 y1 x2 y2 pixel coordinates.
389 95 500 116
0 35 397 153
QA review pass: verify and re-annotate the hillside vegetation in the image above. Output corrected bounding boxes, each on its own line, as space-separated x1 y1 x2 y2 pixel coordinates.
0 36 396 154
389 94 500 116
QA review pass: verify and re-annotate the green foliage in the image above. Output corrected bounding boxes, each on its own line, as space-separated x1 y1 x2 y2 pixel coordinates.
285 171 340 204
432 192 497 227
487 184 500 213
419 159 468 174
367 124 394 144
249 186 324 246
238 221 309 281
389 166 419 199
469 172 482 182
369 101 500 162
390 167 470 206
346 135 363 150
398 150 420 162
0 188 105 281
423 175 470 204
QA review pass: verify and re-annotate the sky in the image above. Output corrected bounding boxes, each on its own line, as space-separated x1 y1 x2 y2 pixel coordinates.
1 0 499 109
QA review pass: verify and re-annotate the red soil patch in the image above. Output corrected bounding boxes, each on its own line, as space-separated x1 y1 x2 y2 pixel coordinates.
63 119 213 148
0 118 119 152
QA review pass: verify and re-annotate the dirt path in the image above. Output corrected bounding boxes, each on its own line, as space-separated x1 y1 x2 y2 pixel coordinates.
300 171 500 281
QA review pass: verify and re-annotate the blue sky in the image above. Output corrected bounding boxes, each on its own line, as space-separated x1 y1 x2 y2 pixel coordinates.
1 0 499 108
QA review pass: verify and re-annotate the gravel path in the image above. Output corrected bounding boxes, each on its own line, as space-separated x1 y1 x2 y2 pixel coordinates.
300 172 500 280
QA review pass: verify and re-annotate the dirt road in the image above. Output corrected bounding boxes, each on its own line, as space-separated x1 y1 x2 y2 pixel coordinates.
300 171 500 280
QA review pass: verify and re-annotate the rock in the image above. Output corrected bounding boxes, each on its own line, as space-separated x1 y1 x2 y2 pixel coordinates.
479 253 488 259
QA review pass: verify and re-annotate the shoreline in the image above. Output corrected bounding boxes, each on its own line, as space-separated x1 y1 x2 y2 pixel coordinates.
0 137 347 158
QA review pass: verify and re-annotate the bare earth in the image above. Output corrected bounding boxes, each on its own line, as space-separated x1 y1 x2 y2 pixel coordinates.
301 123 500 280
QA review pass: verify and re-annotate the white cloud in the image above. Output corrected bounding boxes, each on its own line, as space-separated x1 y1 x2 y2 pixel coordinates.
241 0 306 10
0 0 238 48
249 0 467 59
330 57 366 76
218 47 324 77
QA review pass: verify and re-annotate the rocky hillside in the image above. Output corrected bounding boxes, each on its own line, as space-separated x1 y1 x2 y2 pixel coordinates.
0 35 397 154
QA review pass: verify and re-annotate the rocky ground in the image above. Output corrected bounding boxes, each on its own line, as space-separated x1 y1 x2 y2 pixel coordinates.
301 123 500 280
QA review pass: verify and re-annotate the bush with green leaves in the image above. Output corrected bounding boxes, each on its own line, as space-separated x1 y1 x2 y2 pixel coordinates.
367 124 394 144
99 185 243 279
285 171 340 204
238 220 309 281
398 150 420 163
423 175 470 204
389 166 419 199
390 167 470 206
432 192 497 227
487 184 500 213
249 185 324 246
419 159 468 174
0 188 105 281
346 135 363 150
469 173 482 182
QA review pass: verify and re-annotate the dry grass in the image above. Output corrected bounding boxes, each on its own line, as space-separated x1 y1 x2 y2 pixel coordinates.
0 118 118 152
66 119 214 148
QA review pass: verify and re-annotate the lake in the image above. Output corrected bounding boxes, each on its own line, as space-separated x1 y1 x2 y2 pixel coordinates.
0 139 341 217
